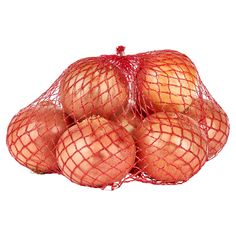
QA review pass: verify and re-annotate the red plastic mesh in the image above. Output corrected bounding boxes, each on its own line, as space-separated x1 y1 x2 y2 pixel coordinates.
6 46 230 190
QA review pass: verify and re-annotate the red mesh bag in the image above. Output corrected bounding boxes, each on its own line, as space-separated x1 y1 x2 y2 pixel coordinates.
6 46 230 190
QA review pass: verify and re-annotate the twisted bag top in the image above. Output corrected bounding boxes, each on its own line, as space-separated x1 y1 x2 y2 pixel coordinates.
6 46 229 190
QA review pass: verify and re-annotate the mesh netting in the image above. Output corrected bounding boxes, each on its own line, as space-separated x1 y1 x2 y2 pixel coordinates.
6 46 230 190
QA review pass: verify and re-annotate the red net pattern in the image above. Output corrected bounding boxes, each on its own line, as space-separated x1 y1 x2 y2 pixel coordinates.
6 46 230 190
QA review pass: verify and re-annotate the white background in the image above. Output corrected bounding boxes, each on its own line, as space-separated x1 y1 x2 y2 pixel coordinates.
0 0 235 235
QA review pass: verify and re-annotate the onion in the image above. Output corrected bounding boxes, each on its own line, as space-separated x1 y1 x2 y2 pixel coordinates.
56 116 136 188
114 110 142 134
6 101 72 173
59 58 128 121
137 50 198 112
134 112 207 183
184 99 230 159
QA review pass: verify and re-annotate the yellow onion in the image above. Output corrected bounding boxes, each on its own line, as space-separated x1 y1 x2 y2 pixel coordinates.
114 110 142 134
184 99 229 159
134 112 207 183
59 58 128 121
56 116 136 188
7 101 71 173
137 50 198 112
